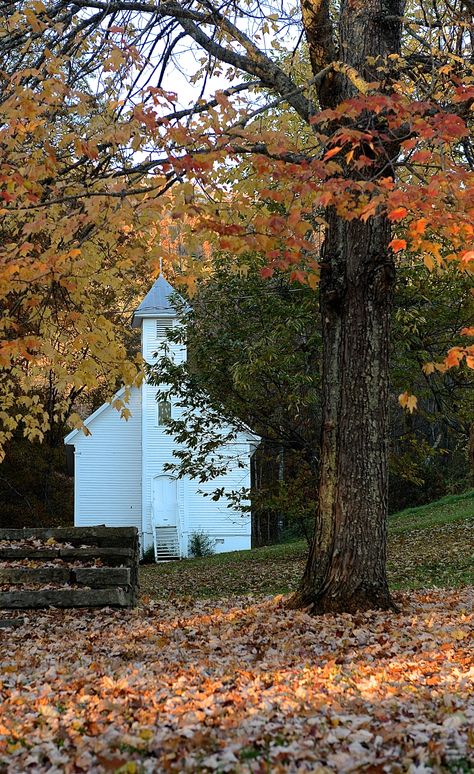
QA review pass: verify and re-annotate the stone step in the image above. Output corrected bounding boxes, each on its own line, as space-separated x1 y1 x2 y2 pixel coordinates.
0 547 133 564
0 568 70 584
59 547 133 563
73 567 130 587
0 567 130 587
0 587 131 609
0 527 138 548
0 549 59 560
0 526 139 608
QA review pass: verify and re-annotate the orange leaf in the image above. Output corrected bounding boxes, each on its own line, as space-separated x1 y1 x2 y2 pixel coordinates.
445 348 464 368
388 207 408 222
389 238 406 253
324 146 342 160
423 254 435 272
290 270 305 284
360 200 378 222
307 272 319 290
461 250 474 263
412 217 428 235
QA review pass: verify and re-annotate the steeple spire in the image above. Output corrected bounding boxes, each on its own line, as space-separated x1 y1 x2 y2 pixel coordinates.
131 274 183 328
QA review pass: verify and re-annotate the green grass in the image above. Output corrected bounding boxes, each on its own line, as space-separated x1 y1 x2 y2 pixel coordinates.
387 489 474 590
140 489 474 600
389 489 474 532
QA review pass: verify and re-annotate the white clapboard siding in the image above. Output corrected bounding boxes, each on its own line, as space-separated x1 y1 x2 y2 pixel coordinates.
141 380 183 542
140 381 252 555
141 318 186 366
72 387 142 531
184 445 251 541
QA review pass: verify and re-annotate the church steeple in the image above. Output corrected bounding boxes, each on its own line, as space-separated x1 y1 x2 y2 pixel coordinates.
131 274 179 329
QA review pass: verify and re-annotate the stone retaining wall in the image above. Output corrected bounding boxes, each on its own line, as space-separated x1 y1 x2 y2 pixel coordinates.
0 527 139 609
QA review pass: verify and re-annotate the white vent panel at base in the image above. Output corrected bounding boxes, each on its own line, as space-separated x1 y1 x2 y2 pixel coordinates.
156 318 173 338
154 526 180 561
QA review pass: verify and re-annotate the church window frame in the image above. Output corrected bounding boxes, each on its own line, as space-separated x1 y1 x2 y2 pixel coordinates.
157 400 172 426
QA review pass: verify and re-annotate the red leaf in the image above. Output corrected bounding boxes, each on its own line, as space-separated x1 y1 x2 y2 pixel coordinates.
389 238 406 253
388 207 408 222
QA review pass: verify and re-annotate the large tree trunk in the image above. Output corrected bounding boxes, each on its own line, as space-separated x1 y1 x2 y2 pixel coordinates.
291 211 396 612
290 0 403 612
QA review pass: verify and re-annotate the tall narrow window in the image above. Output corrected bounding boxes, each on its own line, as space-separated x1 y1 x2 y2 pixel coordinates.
158 400 171 425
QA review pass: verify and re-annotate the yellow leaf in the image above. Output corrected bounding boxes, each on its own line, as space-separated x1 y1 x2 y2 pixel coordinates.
423 254 435 271
399 391 417 413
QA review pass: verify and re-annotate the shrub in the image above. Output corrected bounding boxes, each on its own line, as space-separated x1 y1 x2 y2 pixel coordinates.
140 545 156 564
188 531 216 558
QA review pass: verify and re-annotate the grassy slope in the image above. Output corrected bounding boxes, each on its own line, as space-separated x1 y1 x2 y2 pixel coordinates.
140 490 474 599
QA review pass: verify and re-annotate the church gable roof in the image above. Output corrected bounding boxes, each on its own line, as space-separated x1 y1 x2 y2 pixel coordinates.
131 275 182 328
63 386 128 444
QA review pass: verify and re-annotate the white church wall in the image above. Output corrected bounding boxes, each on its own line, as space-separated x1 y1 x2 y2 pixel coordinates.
175 440 252 557
141 316 188 552
141 317 186 366
140 377 253 556
141 381 185 551
71 387 142 531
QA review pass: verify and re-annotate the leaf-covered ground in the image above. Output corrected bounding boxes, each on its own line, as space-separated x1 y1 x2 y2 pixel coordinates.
1 492 473 773
1 589 473 773
140 491 474 599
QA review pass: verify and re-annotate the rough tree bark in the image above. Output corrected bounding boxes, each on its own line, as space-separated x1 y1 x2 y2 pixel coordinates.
289 0 404 612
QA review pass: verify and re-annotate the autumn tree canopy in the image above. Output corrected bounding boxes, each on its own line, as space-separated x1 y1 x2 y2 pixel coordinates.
1 0 473 612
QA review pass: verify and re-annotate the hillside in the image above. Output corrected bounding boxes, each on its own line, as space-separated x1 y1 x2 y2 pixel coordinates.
140 490 474 599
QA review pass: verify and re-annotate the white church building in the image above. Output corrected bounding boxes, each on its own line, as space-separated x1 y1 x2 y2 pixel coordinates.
64 275 256 559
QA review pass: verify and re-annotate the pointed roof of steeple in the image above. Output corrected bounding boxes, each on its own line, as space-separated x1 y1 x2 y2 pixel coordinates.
131 274 182 328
